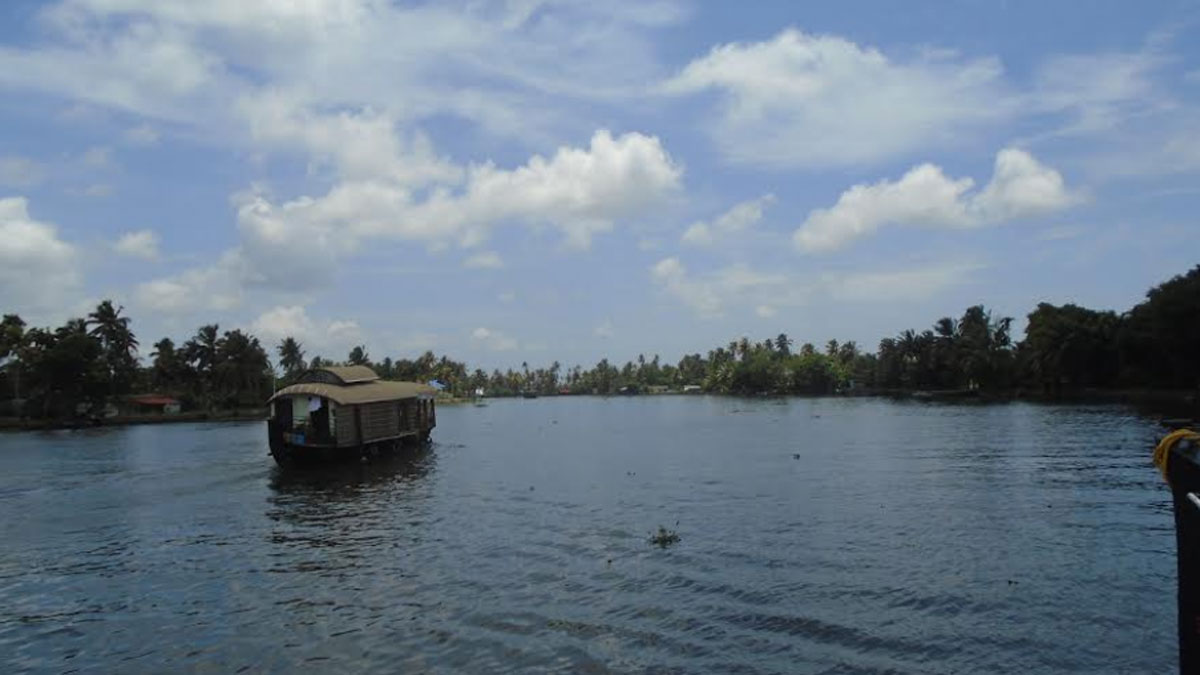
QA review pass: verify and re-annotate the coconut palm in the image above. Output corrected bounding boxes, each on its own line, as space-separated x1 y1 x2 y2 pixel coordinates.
277 337 306 379
215 329 271 407
150 338 182 391
183 324 221 409
774 333 792 356
86 300 138 395
0 314 25 361
347 345 369 366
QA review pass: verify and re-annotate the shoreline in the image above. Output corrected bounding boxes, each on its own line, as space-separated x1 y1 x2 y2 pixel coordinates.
2 388 1195 432
0 411 266 432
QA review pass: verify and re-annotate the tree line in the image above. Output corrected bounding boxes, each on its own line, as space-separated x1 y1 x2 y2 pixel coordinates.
0 304 273 418
1 265 1197 418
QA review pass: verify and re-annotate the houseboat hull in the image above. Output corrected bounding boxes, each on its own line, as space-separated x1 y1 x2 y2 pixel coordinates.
268 424 430 466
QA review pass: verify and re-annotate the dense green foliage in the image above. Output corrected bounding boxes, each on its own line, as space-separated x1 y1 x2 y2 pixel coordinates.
0 304 272 418
0 265 1197 417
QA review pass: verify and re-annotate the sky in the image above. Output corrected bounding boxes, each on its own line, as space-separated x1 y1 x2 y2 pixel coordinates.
1 0 1198 371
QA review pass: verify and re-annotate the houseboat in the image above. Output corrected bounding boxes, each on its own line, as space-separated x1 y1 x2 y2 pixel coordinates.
267 365 436 465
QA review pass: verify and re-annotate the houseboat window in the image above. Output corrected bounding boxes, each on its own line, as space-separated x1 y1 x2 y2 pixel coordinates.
291 397 309 428
307 397 332 441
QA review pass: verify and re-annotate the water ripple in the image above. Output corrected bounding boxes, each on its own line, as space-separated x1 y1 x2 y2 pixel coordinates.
0 400 1178 673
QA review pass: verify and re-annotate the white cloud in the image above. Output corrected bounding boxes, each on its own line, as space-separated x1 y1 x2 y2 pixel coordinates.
0 8 234 124
497 291 516 303
651 257 787 318
463 251 504 269
327 320 362 346
794 147 1079 253
1036 225 1085 241
391 332 438 354
80 146 111 168
432 129 683 250
234 128 682 287
679 223 711 246
124 124 160 145
826 262 984 302
652 255 980 317
238 91 462 187
81 183 114 197
249 305 364 358
113 229 159 259
682 194 774 246
471 326 518 351
0 0 676 140
134 249 245 313
0 2 688 321
0 197 80 316
1031 51 1166 136
0 156 45 188
250 305 313 344
664 28 1008 168
594 319 614 338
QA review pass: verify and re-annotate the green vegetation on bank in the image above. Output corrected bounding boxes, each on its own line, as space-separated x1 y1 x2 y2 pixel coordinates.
1 265 1197 420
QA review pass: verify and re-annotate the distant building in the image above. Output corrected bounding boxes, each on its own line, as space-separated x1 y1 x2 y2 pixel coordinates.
128 395 181 415
682 385 702 393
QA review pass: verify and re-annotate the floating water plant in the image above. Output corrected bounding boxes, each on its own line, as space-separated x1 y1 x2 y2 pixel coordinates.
649 525 681 548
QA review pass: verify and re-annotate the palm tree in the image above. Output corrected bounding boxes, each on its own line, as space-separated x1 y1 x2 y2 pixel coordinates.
347 345 369 366
837 341 859 364
934 317 957 340
0 314 26 399
774 333 792 356
150 338 182 391
277 337 306 379
184 324 221 410
216 330 271 407
87 300 138 395
955 305 1014 389
0 314 25 361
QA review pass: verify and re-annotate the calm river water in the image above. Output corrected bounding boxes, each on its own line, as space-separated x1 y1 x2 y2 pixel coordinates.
0 397 1178 673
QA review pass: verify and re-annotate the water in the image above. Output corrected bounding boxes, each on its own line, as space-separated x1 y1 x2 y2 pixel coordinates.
0 397 1178 673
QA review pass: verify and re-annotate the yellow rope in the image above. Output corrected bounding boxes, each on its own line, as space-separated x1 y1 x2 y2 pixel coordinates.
1154 429 1200 483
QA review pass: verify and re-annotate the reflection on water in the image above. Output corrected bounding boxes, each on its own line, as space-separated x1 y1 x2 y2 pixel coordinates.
0 400 1180 673
268 445 436 496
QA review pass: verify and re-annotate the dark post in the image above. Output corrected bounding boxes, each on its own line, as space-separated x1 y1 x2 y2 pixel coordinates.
1164 435 1200 674
354 406 363 448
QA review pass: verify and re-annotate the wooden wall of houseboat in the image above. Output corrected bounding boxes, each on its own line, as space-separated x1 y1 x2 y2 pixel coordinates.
400 399 415 432
329 398 432 448
360 400 401 443
334 406 356 447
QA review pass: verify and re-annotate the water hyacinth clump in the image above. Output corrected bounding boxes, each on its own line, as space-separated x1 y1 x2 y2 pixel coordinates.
649 525 681 548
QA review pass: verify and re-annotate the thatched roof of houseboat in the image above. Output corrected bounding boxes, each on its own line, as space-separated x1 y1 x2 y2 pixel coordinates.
269 380 435 406
298 365 380 385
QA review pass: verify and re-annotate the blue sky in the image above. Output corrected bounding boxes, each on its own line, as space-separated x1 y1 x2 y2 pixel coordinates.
1 0 1198 370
